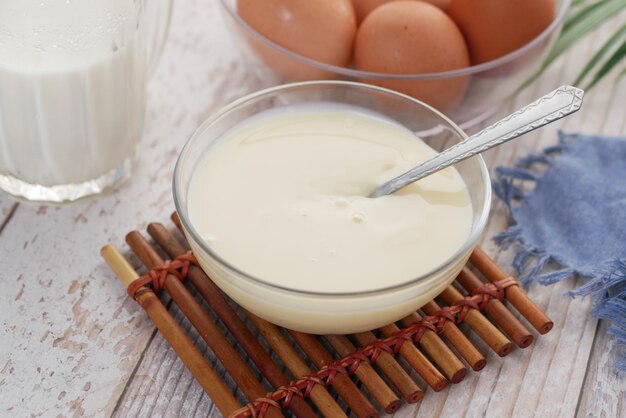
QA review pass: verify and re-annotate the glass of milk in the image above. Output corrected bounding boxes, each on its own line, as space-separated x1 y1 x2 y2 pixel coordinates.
0 0 172 202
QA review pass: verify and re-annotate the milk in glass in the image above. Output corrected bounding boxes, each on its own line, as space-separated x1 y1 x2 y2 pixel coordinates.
0 0 147 201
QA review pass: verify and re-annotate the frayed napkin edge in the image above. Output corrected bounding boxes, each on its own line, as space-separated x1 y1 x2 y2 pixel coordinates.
492 130 626 371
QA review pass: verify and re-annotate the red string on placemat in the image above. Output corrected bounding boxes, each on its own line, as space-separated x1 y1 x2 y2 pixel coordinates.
124 250 520 418
230 278 519 418
126 251 198 299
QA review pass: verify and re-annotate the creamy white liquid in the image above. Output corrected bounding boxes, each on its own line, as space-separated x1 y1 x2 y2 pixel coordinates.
188 104 473 294
0 0 146 186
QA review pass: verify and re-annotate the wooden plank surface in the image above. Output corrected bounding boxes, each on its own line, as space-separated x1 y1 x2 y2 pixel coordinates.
0 2 256 416
576 321 626 418
0 1 624 417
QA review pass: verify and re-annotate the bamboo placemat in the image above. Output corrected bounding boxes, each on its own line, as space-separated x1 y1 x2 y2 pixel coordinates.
101 213 553 418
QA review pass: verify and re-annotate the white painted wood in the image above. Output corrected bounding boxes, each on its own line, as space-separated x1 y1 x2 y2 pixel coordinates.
0 1 258 416
576 321 626 418
0 1 624 417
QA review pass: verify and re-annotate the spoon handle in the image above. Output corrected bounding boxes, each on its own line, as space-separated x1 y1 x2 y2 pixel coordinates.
372 85 584 197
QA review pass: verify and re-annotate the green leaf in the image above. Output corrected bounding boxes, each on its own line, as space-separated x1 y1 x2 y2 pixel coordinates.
574 22 626 85
585 37 626 89
544 0 626 71
523 0 626 88
563 0 607 32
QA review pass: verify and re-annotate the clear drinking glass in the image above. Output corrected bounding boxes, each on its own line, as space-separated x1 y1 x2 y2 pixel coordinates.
0 0 172 202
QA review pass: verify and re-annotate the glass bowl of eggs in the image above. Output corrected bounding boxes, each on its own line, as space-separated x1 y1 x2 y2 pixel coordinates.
219 0 570 129
173 81 491 334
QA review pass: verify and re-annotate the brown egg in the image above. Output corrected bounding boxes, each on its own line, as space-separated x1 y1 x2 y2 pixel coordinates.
351 0 452 23
354 1 470 111
447 0 555 64
237 0 356 81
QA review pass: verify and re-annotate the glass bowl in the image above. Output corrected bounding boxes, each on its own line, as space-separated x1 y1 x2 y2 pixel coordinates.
219 0 570 129
173 81 491 334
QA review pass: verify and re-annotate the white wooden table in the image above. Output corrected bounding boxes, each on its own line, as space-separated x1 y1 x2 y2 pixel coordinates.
1 1 624 417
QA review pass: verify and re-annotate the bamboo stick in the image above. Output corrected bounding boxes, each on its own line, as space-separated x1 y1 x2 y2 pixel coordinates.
456 267 534 348
100 244 240 416
245 313 348 418
147 223 316 418
439 286 513 357
125 232 284 418
172 211 182 229
352 331 434 395
324 334 402 413
421 300 486 371
396 313 467 383
470 247 554 334
289 331 379 418
370 325 445 391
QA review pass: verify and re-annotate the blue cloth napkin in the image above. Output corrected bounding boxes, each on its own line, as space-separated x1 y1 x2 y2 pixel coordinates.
493 131 626 371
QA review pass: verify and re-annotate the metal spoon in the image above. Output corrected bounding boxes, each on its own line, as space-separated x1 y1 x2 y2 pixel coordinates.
371 85 584 197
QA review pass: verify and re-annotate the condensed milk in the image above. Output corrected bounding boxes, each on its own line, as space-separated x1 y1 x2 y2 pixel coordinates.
187 104 473 297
